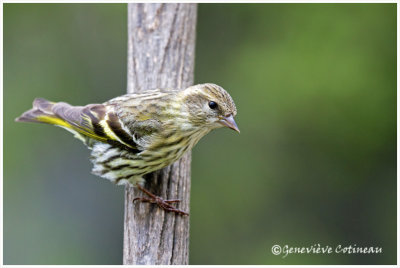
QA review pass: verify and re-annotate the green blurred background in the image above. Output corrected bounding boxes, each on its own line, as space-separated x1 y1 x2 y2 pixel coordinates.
3 3 396 265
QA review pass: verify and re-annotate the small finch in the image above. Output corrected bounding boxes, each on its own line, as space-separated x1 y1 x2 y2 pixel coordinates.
16 83 239 215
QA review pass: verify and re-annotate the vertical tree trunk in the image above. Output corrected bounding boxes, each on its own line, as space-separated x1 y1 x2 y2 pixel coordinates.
123 3 197 265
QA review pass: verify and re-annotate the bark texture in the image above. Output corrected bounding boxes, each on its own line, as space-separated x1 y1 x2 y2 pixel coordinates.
123 3 197 265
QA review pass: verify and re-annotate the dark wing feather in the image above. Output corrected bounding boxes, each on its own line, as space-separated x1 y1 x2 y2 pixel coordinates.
51 102 108 141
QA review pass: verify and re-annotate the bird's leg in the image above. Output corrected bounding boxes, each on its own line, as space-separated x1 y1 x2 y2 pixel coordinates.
133 184 189 216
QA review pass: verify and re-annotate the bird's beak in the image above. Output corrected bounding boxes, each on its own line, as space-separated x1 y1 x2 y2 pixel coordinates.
219 114 240 133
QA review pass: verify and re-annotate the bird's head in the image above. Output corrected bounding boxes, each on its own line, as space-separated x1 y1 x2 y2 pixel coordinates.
180 83 239 133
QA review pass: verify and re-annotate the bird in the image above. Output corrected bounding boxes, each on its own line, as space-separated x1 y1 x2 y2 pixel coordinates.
16 83 239 215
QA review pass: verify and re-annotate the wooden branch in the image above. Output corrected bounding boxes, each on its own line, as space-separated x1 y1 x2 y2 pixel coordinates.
123 3 197 265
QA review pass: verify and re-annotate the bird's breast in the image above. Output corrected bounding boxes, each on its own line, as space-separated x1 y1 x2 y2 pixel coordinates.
90 128 210 186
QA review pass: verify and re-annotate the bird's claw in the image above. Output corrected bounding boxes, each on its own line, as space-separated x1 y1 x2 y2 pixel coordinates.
133 184 189 216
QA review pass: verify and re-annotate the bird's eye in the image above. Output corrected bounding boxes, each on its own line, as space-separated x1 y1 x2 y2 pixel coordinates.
208 101 218 110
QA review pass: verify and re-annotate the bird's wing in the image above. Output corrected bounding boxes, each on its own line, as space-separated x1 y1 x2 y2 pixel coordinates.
54 102 142 152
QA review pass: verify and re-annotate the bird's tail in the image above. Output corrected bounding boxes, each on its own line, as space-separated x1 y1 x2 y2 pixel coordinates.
15 98 123 148
15 98 71 128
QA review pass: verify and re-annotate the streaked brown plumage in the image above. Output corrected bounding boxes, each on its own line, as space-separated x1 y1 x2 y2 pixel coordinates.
16 83 239 215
